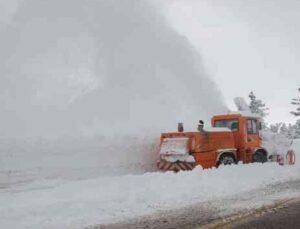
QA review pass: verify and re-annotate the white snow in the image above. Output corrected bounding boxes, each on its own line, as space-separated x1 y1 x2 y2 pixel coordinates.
234 97 251 112
0 140 299 229
0 136 159 190
204 127 232 132
262 131 293 156
159 137 194 162
216 148 237 153
229 111 262 119
159 137 189 155
0 0 226 138
185 155 196 163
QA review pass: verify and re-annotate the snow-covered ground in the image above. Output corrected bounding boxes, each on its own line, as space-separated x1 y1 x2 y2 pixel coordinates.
0 136 159 190
0 140 300 228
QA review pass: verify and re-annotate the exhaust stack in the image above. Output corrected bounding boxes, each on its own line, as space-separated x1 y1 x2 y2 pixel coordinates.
178 122 184 132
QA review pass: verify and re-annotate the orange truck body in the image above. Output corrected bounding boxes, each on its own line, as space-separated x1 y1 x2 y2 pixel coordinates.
157 113 268 171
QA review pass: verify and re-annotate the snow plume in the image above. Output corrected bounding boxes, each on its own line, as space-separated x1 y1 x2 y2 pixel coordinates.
234 97 251 112
0 0 225 175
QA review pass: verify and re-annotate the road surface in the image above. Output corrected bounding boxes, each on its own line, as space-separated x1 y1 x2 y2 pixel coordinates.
230 199 300 229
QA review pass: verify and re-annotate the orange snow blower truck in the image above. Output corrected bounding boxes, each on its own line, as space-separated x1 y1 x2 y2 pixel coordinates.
157 113 269 171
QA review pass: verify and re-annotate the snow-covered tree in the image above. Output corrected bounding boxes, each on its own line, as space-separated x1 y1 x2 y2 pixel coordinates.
248 91 269 130
295 120 300 139
291 87 300 117
249 91 269 117
280 121 300 139
290 87 300 139
268 122 298 139
280 123 288 136
269 123 282 134
287 123 296 139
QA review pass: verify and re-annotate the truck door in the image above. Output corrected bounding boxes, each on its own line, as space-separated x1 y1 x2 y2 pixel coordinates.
245 119 260 149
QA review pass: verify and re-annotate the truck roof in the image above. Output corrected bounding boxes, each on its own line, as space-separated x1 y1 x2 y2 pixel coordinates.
213 111 262 120
204 127 232 132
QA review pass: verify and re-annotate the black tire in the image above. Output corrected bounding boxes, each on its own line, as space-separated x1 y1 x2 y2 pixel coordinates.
219 154 235 166
253 151 267 163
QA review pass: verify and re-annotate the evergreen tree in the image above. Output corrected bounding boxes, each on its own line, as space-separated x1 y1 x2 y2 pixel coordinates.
248 91 269 130
291 87 300 117
269 122 282 134
295 120 300 139
290 87 300 139
287 123 296 139
249 91 269 117
280 123 288 136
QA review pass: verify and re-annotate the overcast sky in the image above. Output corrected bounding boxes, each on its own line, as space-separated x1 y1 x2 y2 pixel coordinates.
0 0 299 125
161 0 300 124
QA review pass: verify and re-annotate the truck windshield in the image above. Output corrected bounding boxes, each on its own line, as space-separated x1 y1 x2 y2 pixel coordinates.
214 119 239 131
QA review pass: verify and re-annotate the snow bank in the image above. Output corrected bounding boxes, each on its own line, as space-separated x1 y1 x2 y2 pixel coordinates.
0 136 159 189
261 131 293 156
1 140 300 229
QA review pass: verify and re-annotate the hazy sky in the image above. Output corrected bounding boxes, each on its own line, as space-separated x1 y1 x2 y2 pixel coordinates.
162 0 300 124
0 0 299 126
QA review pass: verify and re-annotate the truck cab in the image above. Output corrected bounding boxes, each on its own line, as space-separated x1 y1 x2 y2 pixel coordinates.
211 113 267 163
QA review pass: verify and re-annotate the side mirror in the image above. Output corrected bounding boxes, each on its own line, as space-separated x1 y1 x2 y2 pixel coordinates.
258 122 262 130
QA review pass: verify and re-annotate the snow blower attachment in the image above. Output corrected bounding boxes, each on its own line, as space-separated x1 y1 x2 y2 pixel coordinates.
157 136 196 171
157 113 296 172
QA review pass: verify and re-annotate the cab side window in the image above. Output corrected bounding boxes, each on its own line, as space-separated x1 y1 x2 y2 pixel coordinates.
247 119 258 134
214 119 239 131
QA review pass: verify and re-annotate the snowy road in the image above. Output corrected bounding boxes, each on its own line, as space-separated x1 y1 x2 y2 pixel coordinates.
2 164 300 229
231 198 300 229
100 180 300 229
0 140 299 229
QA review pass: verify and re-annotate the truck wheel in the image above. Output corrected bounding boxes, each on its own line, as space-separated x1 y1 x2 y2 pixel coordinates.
253 151 267 163
219 154 235 165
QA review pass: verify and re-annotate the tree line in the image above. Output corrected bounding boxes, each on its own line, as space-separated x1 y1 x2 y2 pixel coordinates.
248 87 300 139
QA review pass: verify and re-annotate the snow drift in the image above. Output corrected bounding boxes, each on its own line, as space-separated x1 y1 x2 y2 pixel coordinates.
262 131 293 156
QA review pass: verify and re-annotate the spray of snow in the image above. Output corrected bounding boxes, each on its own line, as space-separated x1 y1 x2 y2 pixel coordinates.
234 97 251 112
262 131 293 156
0 0 225 137
0 0 226 176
